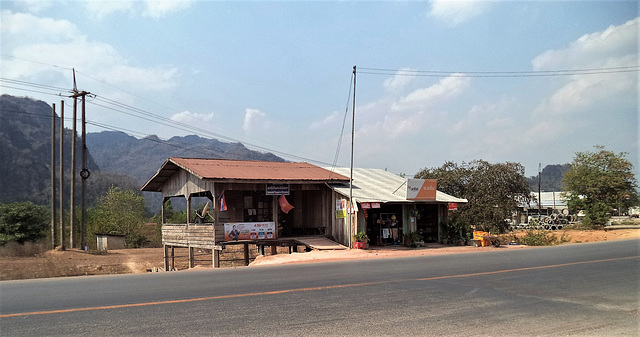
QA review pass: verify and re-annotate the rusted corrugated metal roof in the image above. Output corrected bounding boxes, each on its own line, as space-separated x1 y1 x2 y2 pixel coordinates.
141 158 350 192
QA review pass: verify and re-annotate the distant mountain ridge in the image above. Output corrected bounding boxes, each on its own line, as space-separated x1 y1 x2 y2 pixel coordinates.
0 94 99 204
87 131 284 185
526 164 570 192
0 94 284 206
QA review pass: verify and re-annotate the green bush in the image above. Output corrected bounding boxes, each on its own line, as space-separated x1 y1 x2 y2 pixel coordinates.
0 202 49 245
519 230 570 246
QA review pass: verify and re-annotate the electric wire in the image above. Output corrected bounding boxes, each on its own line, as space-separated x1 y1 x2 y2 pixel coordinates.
330 72 353 174
358 66 640 78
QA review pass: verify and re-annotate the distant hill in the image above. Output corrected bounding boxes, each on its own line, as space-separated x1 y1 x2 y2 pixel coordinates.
527 164 571 192
87 131 284 185
0 94 99 204
0 94 284 212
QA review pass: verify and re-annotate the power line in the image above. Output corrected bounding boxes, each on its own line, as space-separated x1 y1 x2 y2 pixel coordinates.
358 66 640 78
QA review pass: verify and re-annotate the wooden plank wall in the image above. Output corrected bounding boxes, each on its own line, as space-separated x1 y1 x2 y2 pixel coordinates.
161 170 216 199
162 224 224 249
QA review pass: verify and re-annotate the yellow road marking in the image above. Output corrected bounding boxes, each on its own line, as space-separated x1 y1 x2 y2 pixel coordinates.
1 255 636 318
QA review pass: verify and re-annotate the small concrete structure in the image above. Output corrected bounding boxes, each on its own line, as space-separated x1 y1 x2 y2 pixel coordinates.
96 233 126 251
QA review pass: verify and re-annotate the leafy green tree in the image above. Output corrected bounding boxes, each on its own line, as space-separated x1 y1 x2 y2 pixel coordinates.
563 146 639 227
0 202 49 245
416 160 531 233
88 186 148 247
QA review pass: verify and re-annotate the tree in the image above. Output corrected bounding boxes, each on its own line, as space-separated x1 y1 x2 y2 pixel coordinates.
88 186 148 248
0 202 49 245
416 160 531 233
563 146 639 227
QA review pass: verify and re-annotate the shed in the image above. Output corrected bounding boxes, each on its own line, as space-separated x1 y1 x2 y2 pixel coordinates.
95 233 126 251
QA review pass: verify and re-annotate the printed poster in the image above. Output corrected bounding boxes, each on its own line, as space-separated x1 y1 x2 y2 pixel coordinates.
224 222 276 241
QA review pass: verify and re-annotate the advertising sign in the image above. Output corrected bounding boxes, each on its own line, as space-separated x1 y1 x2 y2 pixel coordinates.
406 179 437 201
266 184 290 195
224 222 276 241
336 199 347 219
448 202 458 211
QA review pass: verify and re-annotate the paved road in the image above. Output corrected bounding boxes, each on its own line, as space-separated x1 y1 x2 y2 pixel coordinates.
1 239 638 336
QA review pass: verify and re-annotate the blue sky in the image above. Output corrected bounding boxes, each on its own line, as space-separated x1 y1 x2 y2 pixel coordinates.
1 0 638 179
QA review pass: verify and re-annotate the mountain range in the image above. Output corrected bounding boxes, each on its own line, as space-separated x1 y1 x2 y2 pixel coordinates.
0 94 283 209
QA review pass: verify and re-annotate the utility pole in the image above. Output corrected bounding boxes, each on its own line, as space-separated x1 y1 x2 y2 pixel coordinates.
80 94 89 249
59 100 65 250
349 65 356 248
51 103 57 249
70 69 91 250
70 92 77 248
538 163 542 219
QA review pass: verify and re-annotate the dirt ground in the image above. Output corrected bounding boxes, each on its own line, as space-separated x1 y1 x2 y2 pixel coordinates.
1 229 638 281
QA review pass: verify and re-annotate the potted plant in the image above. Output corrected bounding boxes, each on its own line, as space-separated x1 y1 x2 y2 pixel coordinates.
403 231 424 248
353 231 369 249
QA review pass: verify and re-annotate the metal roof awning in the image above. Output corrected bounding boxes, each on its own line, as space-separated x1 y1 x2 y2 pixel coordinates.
325 167 468 204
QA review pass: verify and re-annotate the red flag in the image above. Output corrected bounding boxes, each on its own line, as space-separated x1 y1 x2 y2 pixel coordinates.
279 195 294 214
219 192 227 211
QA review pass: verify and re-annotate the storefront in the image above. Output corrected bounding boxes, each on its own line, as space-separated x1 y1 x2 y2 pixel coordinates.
327 168 467 246
141 157 351 268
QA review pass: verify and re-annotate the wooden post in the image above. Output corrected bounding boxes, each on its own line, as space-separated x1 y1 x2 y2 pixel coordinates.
59 100 65 250
213 249 220 268
80 94 87 249
271 245 277 255
70 95 77 248
51 103 57 250
171 246 175 270
163 245 169 271
189 247 195 268
243 242 250 266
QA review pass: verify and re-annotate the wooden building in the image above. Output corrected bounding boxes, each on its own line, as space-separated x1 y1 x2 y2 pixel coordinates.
141 158 350 269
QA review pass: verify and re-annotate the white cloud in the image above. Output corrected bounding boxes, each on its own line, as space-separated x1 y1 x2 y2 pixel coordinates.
243 108 272 132
383 68 416 92
84 1 135 19
532 18 638 118
392 74 470 111
310 111 341 130
143 0 194 19
170 110 214 124
0 10 179 91
428 0 492 26
532 18 638 70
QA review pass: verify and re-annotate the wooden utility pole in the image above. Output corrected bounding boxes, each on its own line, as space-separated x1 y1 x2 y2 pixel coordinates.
51 103 57 249
70 69 91 249
70 95 77 248
59 100 65 250
81 94 88 249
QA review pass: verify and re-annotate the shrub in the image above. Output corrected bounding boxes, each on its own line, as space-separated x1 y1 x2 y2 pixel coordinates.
519 230 571 246
0 202 49 245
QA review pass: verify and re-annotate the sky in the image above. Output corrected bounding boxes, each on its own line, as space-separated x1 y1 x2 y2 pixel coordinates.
1 0 638 179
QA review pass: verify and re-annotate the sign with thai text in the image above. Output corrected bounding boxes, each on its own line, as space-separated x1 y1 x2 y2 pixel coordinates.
406 179 437 200
266 184 290 195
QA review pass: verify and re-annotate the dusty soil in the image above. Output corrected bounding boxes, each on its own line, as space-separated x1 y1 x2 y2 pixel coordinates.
1 229 638 281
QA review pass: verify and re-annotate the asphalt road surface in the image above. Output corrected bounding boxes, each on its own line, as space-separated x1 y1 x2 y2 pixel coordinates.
1 239 638 336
